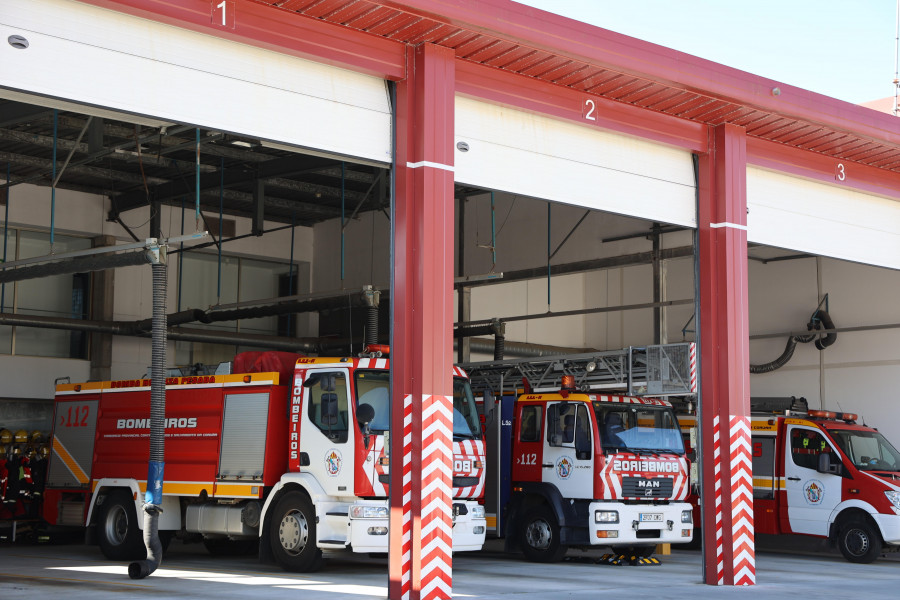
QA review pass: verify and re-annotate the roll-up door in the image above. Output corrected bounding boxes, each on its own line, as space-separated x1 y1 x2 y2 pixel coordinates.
454 97 696 227
0 0 391 165
747 167 900 270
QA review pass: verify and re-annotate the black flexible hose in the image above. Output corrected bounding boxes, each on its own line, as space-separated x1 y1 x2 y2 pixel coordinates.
750 309 836 374
129 261 167 579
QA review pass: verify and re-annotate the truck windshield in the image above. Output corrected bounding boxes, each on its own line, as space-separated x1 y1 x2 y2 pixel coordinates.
830 428 900 472
453 378 481 440
354 371 481 440
592 402 684 455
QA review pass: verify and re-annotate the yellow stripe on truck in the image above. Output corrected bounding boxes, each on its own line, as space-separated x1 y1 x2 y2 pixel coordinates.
52 437 89 484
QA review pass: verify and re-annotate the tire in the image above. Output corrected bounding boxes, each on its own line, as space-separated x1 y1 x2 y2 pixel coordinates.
269 491 322 572
519 506 568 563
96 490 146 561
203 537 259 556
838 518 882 564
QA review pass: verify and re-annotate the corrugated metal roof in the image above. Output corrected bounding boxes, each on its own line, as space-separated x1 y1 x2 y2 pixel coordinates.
262 0 900 172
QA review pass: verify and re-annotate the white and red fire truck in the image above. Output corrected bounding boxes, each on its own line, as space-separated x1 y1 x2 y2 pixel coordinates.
42 349 486 571
679 397 900 563
465 345 696 562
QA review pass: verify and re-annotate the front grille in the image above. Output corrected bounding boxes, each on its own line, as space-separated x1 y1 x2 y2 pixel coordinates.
621 476 673 498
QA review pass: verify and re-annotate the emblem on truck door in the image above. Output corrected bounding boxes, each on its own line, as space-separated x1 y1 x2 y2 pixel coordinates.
556 456 574 479
804 479 824 505
325 448 343 476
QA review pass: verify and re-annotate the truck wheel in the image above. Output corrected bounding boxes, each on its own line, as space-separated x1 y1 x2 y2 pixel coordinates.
96 490 145 560
838 518 882 564
269 491 322 572
520 506 567 563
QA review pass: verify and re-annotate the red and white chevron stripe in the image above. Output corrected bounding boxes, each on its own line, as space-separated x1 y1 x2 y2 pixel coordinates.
713 415 756 586
419 394 453 600
713 415 723 584
401 393 413 600
729 415 755 586
452 439 485 499
688 343 697 394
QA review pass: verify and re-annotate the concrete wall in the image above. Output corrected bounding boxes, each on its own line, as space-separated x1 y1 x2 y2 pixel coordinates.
0 183 315 386
749 256 900 445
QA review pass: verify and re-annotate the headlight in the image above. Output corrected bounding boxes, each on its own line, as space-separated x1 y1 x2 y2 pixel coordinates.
885 491 900 510
595 510 619 523
471 505 485 519
350 505 389 519
682 510 693 524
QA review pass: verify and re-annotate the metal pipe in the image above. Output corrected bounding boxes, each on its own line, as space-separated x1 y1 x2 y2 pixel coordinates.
217 158 224 304
454 246 694 289
51 110 57 247
2 162 9 311
195 128 200 227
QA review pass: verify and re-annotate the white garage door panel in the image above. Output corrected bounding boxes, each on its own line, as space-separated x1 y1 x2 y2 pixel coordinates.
747 168 900 270
455 97 696 227
0 0 391 165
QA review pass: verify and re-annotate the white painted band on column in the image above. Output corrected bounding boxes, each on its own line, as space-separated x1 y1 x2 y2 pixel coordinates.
709 222 748 230
406 161 455 172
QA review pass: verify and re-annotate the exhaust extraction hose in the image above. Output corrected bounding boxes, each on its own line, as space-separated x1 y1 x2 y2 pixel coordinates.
129 260 167 579
750 309 836 374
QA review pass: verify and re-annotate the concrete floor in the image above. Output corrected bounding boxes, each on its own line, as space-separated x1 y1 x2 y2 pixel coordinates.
1 536 898 599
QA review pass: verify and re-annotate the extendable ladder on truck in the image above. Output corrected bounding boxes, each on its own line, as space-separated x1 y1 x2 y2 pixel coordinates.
461 342 697 398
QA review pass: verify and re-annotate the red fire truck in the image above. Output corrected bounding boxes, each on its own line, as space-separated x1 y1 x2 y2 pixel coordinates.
465 345 696 562
679 397 900 563
42 349 486 571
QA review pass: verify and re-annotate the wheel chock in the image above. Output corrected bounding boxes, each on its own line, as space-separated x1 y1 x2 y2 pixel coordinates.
596 553 661 566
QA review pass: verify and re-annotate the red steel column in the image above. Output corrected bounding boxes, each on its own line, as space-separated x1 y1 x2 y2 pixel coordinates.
698 123 755 586
389 43 456 600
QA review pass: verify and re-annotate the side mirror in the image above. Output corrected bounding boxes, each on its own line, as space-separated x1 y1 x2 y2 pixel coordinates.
321 393 339 425
357 403 375 427
817 452 842 475
357 403 375 449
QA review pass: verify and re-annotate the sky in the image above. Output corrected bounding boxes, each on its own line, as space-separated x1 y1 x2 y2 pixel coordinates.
515 0 899 106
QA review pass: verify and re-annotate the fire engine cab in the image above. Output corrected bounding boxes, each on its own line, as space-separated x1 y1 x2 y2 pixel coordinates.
42 349 486 571
748 397 900 563
465 344 696 562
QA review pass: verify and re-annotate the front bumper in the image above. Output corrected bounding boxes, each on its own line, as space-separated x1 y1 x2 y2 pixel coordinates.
872 512 900 546
589 502 693 546
347 500 486 553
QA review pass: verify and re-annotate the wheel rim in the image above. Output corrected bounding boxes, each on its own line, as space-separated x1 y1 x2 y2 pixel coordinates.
524 517 552 551
104 504 128 546
278 509 309 556
845 528 870 557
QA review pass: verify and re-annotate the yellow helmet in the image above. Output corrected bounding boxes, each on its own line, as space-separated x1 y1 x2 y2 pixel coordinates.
0 429 11 444
0 444 7 455
39 446 50 459
14 429 28 444
31 430 43 444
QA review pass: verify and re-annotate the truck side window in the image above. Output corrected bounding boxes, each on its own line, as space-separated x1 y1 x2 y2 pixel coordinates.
574 404 591 459
547 403 577 447
790 428 830 470
519 405 542 443
307 372 349 443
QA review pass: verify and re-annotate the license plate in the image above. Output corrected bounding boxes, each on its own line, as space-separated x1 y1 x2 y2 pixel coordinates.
639 513 663 522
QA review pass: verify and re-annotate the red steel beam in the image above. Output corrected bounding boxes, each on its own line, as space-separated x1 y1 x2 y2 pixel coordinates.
698 123 755 586
381 0 900 147
76 0 405 79
389 43 456 600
